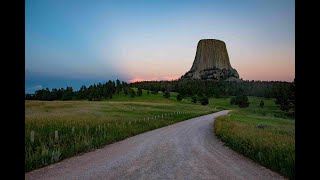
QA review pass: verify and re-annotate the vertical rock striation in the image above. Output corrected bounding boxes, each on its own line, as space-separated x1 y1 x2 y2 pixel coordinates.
182 39 240 81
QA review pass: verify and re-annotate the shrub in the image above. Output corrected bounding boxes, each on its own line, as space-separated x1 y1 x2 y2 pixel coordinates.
191 95 197 103
230 97 236 105
176 94 182 101
163 92 170 98
238 95 249 108
151 90 158 94
199 96 209 105
230 95 250 108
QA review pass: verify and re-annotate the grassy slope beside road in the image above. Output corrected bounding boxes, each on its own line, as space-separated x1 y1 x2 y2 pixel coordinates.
26 89 295 178
213 97 295 179
25 90 216 172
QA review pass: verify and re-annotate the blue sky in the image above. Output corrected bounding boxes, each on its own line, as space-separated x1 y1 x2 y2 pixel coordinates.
26 0 295 93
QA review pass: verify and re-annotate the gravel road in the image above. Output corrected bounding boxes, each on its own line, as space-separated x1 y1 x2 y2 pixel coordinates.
25 110 285 180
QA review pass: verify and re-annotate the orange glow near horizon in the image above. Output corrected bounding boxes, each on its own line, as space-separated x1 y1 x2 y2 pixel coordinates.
129 75 181 83
117 37 294 83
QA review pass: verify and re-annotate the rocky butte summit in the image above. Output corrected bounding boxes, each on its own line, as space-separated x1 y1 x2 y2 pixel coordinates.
182 39 240 81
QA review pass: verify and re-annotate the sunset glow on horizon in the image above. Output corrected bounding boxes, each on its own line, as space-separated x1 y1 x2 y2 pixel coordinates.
129 75 182 83
26 0 294 93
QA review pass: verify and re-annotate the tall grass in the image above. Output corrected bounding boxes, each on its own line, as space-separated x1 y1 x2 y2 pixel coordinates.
214 114 295 179
25 98 215 172
26 93 295 177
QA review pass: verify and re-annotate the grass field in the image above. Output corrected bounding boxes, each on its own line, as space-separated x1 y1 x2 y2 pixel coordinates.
25 89 295 178
213 97 295 179
25 90 217 172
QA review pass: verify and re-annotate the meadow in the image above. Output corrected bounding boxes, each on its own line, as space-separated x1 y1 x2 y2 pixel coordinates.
25 90 217 172
213 97 295 179
25 89 295 178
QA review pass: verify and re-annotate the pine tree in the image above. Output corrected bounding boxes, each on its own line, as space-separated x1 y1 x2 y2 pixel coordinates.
137 87 143 96
130 89 136 97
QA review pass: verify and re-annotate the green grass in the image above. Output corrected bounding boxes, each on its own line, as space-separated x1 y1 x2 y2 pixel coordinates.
25 90 216 172
25 91 295 178
213 97 295 179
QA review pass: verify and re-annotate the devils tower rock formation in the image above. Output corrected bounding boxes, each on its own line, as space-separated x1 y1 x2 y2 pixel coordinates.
182 39 239 80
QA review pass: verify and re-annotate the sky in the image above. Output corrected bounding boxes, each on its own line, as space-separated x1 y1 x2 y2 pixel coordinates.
25 0 295 93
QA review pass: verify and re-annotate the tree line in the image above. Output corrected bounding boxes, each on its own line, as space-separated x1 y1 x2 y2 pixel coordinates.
130 79 292 99
25 78 295 117
131 79 295 117
25 80 132 101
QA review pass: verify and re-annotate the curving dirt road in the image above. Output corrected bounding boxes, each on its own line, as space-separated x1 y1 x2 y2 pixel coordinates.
26 110 285 180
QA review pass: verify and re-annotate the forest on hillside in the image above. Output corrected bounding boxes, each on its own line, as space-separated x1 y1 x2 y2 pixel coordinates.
25 79 295 118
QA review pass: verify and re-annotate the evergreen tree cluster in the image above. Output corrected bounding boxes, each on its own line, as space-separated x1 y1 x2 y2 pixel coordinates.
130 80 291 99
25 78 295 118
25 80 130 101
274 79 295 118
131 79 294 112
230 95 250 108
